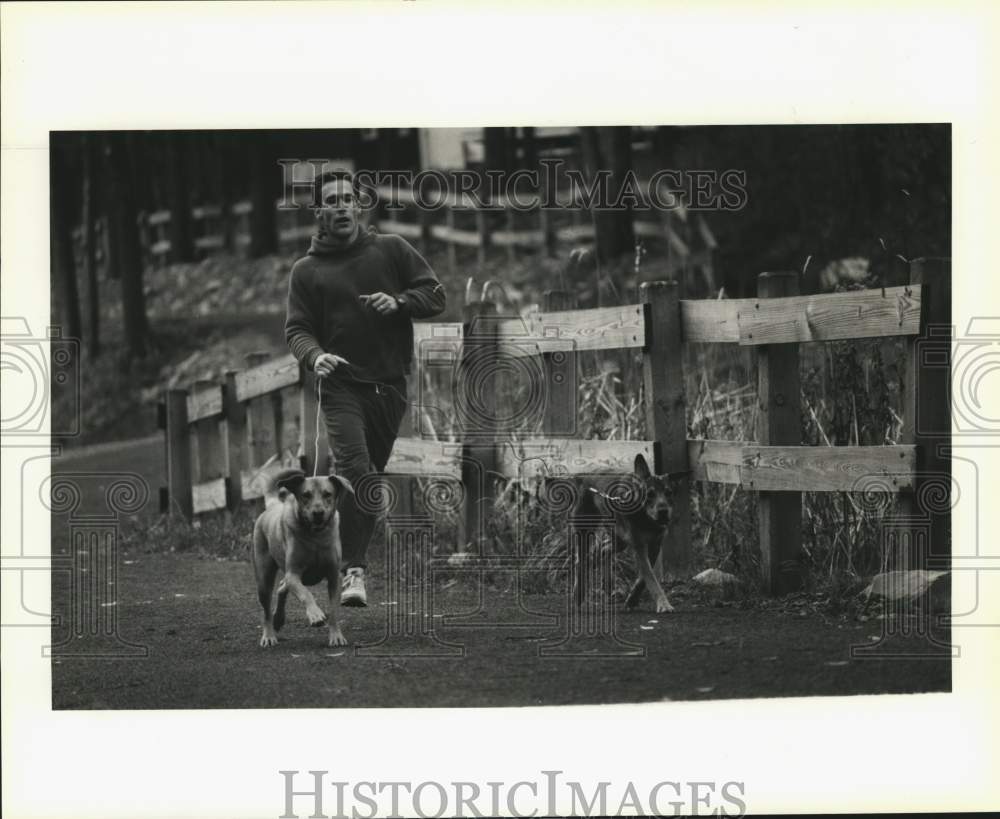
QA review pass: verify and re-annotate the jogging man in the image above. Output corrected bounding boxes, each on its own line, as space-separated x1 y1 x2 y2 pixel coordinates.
285 169 446 606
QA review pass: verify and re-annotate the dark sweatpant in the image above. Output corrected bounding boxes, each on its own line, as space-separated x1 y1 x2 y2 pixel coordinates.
319 374 407 570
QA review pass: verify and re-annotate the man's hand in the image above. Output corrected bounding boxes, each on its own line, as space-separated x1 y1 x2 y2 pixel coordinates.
314 353 351 378
363 292 400 316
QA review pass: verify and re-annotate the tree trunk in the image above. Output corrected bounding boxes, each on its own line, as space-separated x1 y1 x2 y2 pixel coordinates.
81 134 101 357
249 133 278 257
483 127 515 175
128 131 154 215
521 127 538 174
578 126 635 264
50 136 83 341
165 133 194 262
106 133 149 360
215 132 235 251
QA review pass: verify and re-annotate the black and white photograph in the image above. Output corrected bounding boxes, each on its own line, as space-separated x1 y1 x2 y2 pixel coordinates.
42 123 954 709
3 3 999 818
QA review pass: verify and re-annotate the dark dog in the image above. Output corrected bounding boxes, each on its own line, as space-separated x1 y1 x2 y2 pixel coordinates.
570 454 675 613
251 467 354 648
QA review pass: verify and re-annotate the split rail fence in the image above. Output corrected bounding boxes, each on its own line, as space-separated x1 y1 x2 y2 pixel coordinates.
160 259 949 594
104 180 714 287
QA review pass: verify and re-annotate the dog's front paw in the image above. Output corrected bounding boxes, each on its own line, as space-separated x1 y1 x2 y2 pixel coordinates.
306 605 327 627
328 628 348 647
655 597 675 614
260 627 278 648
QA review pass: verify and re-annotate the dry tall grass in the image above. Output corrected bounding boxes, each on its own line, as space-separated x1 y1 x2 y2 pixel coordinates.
405 302 906 599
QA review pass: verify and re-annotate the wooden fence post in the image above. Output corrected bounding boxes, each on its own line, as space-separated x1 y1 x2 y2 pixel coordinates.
640 280 692 576
165 388 193 520
135 213 149 271
392 454 415 521
147 210 172 269
538 175 557 259
386 371 416 521
539 203 555 258
755 271 803 594
476 208 490 268
231 200 253 258
446 207 457 277
900 257 952 572
271 387 285 458
418 204 433 257
191 204 224 258
542 290 577 433
223 369 247 512
245 352 276 468
157 399 168 513
460 300 499 550
193 379 224 485
503 209 516 266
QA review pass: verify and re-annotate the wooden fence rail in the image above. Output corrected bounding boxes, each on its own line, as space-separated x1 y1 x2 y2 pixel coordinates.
92 179 716 292
161 259 949 595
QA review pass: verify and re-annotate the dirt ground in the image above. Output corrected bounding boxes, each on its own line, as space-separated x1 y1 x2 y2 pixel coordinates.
48 437 951 710
50 551 951 710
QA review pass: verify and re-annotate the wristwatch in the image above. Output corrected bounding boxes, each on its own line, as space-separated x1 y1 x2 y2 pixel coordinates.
395 295 408 313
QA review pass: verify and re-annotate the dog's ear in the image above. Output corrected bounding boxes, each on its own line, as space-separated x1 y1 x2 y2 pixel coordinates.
275 468 306 496
329 473 355 498
634 453 652 480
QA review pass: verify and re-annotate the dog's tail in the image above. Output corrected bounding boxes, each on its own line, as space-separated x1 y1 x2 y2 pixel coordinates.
262 466 306 509
249 451 301 507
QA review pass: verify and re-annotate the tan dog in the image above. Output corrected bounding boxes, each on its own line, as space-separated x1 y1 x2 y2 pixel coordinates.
251 467 354 648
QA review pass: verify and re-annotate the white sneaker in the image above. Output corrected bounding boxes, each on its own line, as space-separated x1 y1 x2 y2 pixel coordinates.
341 568 368 607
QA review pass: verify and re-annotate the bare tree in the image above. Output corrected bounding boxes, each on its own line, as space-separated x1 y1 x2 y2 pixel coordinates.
484 127 516 177
165 132 195 263
249 132 278 257
104 133 149 360
50 136 83 341
578 126 635 263
80 134 101 357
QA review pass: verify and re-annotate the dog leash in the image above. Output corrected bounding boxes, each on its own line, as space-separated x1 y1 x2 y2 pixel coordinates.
313 376 323 477
588 485 628 503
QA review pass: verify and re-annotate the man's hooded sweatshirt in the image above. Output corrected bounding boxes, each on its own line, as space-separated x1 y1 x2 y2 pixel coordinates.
285 226 446 384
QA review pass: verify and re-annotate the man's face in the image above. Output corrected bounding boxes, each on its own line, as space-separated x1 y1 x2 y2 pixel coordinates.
317 177 361 240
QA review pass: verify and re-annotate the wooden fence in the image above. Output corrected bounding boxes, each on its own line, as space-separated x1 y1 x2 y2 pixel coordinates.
113 179 715 287
159 258 949 594
367 182 715 281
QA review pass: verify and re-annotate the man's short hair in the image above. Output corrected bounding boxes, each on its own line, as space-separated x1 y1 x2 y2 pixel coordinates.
314 168 356 205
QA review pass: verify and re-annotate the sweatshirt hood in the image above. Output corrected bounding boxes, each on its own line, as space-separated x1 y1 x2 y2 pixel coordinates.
308 224 377 257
